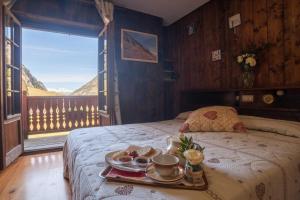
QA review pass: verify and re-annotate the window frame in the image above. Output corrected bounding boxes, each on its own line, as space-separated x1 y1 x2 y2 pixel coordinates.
98 30 108 114
3 9 21 119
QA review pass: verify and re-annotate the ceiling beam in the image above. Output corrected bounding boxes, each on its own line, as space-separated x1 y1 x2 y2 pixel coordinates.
13 10 100 31
11 0 103 36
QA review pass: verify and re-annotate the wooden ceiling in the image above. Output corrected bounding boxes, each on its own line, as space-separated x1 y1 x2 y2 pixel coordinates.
11 0 103 37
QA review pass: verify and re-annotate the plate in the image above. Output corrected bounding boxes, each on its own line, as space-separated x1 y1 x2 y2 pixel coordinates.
105 148 162 172
146 165 184 183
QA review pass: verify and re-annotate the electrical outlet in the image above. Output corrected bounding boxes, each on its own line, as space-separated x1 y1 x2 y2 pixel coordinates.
212 50 221 61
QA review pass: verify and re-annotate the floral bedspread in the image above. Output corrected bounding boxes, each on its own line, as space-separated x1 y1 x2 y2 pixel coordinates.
63 119 300 200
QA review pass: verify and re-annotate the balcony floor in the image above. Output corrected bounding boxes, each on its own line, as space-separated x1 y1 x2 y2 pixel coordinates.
24 132 69 152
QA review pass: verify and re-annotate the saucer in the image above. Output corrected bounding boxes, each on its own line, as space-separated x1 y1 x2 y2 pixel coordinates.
105 148 162 173
146 165 184 183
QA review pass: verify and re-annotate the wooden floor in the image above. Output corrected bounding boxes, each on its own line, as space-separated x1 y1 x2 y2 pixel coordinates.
0 152 71 200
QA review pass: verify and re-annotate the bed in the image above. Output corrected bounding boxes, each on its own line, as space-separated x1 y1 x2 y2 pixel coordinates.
63 89 300 200
63 117 300 200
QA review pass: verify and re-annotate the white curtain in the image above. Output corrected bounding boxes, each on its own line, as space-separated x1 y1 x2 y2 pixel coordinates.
95 0 122 125
95 0 114 26
3 0 16 9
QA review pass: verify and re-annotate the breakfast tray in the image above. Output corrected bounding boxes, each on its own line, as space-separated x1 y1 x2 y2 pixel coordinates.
100 166 208 191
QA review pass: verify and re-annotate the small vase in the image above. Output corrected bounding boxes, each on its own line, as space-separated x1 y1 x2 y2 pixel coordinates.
242 71 255 88
184 161 203 184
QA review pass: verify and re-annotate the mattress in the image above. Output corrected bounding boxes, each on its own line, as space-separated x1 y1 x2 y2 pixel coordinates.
63 119 300 200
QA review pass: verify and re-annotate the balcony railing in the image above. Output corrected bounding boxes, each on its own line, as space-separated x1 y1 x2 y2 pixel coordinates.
22 95 100 138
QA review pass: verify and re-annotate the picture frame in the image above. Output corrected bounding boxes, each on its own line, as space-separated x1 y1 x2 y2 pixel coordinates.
121 29 158 63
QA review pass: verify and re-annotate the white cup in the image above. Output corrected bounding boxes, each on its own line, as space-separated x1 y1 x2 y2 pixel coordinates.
152 154 179 177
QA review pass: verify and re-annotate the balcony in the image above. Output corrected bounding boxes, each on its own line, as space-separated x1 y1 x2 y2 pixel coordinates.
23 95 99 152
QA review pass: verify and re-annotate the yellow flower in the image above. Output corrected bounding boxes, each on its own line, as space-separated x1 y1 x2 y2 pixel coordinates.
245 57 256 67
183 149 204 165
237 56 243 64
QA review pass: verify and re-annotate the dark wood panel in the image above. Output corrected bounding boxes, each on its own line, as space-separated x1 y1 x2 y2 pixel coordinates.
4 119 20 153
252 0 268 87
267 0 284 86
284 0 300 86
165 0 300 117
180 88 300 121
114 7 164 124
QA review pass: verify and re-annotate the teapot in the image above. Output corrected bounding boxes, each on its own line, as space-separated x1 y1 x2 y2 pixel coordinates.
166 136 181 156
166 135 186 166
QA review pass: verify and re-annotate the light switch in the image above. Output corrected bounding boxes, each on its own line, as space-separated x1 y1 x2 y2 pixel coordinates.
212 50 221 61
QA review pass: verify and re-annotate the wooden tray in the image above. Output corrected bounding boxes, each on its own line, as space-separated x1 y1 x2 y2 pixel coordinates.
99 166 208 191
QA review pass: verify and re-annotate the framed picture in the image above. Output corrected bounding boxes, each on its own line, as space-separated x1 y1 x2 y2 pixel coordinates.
121 29 158 63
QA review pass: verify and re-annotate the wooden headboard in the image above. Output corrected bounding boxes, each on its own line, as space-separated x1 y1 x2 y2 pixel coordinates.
180 88 300 121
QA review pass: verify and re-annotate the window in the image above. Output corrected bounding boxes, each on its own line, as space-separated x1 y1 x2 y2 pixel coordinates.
4 11 21 118
98 31 108 113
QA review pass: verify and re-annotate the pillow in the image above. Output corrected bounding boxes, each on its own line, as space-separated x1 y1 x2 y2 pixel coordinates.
240 115 300 138
179 106 246 133
175 111 192 120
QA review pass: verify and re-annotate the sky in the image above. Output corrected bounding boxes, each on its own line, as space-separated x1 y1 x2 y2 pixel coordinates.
22 28 98 93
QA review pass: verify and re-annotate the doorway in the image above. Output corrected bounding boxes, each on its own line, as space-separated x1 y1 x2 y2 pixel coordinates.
21 28 98 152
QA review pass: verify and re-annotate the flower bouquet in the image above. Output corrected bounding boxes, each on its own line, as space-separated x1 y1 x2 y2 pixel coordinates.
178 136 205 184
236 53 256 88
236 44 269 88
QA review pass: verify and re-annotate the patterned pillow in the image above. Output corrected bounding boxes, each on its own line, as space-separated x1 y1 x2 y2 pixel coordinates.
175 111 192 120
179 106 246 133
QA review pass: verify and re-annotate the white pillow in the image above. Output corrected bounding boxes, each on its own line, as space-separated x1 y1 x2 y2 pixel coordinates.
240 115 300 138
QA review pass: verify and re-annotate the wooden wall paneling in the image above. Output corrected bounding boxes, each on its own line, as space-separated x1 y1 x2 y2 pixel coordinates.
114 7 164 124
226 0 242 88
4 120 19 153
268 0 284 86
223 1 232 89
253 0 268 87
194 10 204 90
180 88 300 121
165 0 300 117
284 0 300 86
240 0 254 50
202 2 217 89
216 0 227 89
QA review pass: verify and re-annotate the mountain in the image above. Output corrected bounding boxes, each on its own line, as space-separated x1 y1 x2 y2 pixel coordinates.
22 65 47 91
22 65 61 96
123 31 157 61
71 76 98 96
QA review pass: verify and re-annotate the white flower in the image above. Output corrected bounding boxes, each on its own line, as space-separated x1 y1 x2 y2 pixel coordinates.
183 149 204 165
237 56 243 64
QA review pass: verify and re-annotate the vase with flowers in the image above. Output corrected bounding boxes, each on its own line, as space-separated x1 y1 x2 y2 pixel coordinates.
236 44 269 88
236 53 256 88
178 136 205 184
